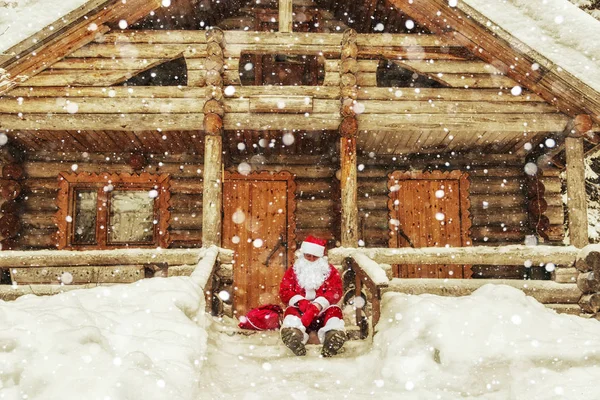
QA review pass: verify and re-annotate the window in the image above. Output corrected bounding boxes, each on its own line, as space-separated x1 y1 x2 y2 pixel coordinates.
377 60 446 88
239 53 325 86
56 173 171 249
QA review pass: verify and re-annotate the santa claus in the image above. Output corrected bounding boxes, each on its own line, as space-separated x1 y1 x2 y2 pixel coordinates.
279 235 346 357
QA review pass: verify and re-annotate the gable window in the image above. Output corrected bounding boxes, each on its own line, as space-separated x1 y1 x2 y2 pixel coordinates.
239 53 325 86
377 60 446 88
56 173 171 249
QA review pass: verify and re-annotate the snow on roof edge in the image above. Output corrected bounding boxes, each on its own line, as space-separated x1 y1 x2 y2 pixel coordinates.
0 0 95 55
460 0 600 94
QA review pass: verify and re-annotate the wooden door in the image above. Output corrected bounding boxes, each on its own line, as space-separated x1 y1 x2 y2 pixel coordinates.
388 171 471 279
223 171 296 317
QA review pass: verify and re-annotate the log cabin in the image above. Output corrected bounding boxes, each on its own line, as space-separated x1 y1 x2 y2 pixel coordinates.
1 0 600 322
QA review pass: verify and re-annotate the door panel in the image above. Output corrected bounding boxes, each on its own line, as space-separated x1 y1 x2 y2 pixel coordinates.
389 175 469 278
223 176 292 317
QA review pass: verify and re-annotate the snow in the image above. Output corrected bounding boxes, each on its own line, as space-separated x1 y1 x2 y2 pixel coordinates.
4 269 600 399
348 252 389 285
0 0 90 54
463 0 600 93
0 276 209 400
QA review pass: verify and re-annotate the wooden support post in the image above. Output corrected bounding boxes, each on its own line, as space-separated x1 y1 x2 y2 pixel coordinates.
565 136 588 248
202 28 225 247
339 29 359 248
279 0 293 33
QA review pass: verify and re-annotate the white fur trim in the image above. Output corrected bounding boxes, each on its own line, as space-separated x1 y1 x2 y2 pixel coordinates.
305 289 316 300
313 296 330 311
289 294 305 307
317 317 345 344
281 315 309 344
300 241 325 257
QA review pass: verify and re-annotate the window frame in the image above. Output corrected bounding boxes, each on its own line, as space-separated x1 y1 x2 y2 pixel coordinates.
56 172 171 249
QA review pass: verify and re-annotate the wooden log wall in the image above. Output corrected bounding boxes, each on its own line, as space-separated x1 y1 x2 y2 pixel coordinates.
353 158 564 279
13 153 204 249
0 146 25 251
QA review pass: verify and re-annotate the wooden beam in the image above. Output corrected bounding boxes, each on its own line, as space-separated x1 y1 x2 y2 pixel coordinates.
565 136 588 248
0 113 568 132
279 0 293 33
202 29 225 247
340 29 359 247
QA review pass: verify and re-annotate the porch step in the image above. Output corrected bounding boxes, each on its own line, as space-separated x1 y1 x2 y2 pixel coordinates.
384 278 582 305
208 317 371 359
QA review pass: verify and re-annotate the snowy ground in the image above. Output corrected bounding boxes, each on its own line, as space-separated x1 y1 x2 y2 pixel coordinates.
3 277 600 400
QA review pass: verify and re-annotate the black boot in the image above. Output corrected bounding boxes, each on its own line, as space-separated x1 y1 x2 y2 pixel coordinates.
321 330 346 357
281 328 306 356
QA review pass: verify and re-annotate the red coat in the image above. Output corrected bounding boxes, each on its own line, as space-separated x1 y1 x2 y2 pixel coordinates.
279 264 343 310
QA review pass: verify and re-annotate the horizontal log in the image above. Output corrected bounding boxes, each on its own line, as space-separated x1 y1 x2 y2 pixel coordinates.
358 195 388 210
170 193 203 211
249 96 312 114
10 265 145 284
552 267 578 284
297 213 333 229
0 247 232 267
313 99 559 114
438 74 518 89
579 293 600 313
295 180 332 196
250 165 335 179
12 228 57 248
23 162 205 179
357 114 568 132
0 113 342 131
577 271 600 294
469 177 524 194
51 57 166 70
7 86 546 104
471 210 527 226
470 227 527 242
21 212 55 229
296 199 333 211
24 70 131 86
398 60 503 74
383 278 581 304
169 229 202 243
328 245 578 266
0 283 113 301
170 213 203 230
98 31 460 47
469 193 525 209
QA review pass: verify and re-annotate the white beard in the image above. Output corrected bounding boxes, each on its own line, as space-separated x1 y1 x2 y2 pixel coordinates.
293 256 331 290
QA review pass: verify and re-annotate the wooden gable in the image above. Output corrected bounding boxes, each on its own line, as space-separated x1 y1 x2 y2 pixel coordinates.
0 0 598 161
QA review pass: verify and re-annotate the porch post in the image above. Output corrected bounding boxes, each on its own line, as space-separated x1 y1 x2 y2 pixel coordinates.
202 28 225 247
279 0 293 33
339 29 359 247
565 115 593 248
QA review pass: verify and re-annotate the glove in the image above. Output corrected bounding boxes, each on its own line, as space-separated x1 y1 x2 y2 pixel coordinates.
300 303 320 327
297 299 311 313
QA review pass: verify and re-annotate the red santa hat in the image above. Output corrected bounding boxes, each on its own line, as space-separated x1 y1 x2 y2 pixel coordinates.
300 235 327 257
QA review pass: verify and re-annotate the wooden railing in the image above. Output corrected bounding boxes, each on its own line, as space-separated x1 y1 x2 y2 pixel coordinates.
0 247 233 304
329 245 580 267
343 254 389 339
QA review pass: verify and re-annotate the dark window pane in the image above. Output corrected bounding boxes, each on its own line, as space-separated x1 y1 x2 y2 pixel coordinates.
108 191 154 244
73 190 97 244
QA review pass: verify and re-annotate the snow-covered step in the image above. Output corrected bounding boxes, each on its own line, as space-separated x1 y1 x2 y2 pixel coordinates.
207 317 371 359
384 278 581 305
